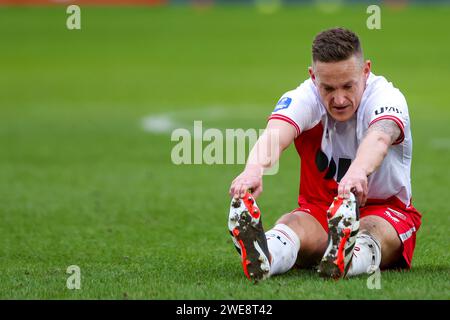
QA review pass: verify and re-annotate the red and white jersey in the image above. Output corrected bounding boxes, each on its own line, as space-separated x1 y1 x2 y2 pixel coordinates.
269 72 413 208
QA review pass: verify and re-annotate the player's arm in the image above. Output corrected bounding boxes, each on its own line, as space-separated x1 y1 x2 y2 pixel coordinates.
338 119 401 206
229 119 297 199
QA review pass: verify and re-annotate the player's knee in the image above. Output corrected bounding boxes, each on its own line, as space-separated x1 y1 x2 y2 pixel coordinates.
275 211 328 261
275 211 312 241
361 216 398 243
360 215 402 267
360 216 386 242
276 212 299 228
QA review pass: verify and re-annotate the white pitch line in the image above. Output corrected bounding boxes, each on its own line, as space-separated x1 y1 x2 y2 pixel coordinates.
141 114 180 134
430 138 450 150
140 106 261 135
141 106 231 134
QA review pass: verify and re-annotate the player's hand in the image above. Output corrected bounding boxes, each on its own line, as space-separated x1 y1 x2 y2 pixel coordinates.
338 167 368 206
229 165 263 199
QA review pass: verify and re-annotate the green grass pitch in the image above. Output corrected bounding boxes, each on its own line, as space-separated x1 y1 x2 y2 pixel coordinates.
0 4 449 299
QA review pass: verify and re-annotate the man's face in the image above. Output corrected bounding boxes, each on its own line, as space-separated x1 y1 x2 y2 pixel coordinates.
309 55 371 122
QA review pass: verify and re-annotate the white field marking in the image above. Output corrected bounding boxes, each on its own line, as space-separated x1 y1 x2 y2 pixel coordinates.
430 138 450 150
314 0 343 14
141 105 263 135
254 0 282 15
141 114 180 134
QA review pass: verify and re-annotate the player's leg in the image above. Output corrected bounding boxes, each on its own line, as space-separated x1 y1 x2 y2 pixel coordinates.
346 215 402 276
228 192 328 281
271 210 328 272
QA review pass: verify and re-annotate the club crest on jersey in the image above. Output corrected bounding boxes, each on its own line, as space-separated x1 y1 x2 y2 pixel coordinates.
274 97 292 112
374 106 402 115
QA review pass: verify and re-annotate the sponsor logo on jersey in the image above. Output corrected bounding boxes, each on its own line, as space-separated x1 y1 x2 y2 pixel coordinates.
274 97 292 112
374 106 402 116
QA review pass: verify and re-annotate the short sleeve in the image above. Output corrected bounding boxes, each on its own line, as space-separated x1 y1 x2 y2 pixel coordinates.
365 88 409 145
268 80 321 138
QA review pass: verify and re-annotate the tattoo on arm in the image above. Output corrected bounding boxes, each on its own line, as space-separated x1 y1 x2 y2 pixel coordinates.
366 119 401 145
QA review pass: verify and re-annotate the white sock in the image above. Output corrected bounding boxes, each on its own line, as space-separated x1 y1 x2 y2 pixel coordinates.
347 231 382 277
265 224 300 276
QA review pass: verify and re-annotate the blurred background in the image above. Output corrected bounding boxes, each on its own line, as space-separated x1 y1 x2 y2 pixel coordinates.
1 0 449 299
